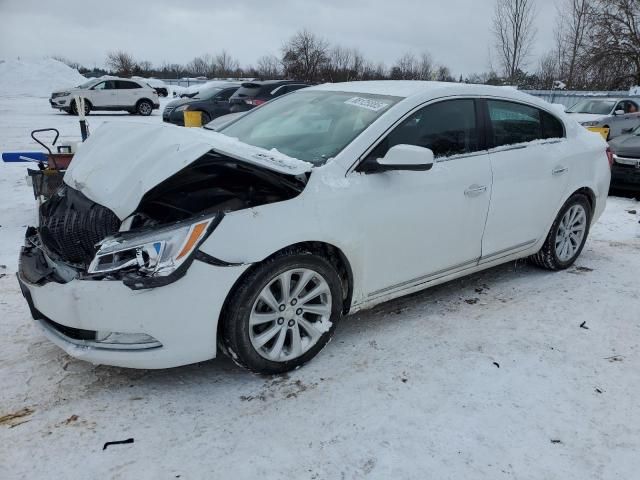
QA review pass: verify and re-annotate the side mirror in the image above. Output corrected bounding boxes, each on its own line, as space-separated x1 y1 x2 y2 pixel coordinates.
614 109 625 116
360 144 434 173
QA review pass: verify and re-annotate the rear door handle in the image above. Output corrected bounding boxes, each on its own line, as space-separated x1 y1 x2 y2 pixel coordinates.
464 184 487 197
552 167 568 176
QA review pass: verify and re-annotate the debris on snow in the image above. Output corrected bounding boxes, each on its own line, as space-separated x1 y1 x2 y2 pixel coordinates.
103 438 134 450
579 321 589 330
0 407 34 428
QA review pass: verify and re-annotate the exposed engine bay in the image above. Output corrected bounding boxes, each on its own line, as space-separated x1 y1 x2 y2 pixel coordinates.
25 150 308 282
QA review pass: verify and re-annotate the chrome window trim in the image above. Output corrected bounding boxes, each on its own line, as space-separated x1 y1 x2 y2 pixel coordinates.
347 94 567 175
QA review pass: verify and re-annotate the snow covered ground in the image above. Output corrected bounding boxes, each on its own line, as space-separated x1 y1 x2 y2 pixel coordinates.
1 93 640 480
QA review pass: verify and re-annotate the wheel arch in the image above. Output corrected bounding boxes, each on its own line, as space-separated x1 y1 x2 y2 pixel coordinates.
136 97 154 107
218 241 355 340
572 186 596 213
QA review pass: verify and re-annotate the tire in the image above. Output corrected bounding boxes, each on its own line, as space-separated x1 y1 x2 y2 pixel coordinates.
200 112 211 124
136 99 153 116
529 194 592 271
70 99 90 116
221 250 343 374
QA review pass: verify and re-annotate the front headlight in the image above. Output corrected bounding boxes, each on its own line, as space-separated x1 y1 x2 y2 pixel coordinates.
52 92 71 98
88 215 216 277
174 105 190 112
581 121 600 127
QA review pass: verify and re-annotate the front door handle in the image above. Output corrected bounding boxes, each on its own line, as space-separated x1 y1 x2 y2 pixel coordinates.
552 167 568 176
464 184 487 197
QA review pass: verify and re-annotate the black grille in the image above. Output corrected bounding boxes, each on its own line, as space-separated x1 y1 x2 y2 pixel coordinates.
39 186 121 265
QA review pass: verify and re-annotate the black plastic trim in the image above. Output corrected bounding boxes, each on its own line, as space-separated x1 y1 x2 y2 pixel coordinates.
193 250 242 267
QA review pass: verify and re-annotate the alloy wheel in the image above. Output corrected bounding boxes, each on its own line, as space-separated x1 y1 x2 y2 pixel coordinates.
249 268 332 362
555 204 587 262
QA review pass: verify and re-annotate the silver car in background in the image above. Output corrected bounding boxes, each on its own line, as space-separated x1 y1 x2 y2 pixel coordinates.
565 98 640 139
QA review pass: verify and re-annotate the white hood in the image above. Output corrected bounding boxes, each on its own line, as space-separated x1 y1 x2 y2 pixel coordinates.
565 112 606 124
64 122 312 219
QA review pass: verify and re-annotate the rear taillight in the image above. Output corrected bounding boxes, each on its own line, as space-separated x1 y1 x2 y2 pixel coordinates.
606 147 614 168
245 98 266 106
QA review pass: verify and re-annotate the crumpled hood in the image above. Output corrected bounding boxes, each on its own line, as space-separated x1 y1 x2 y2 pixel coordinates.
565 112 606 124
64 122 312 219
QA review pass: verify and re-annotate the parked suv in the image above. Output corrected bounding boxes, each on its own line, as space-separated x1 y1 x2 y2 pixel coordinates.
50 77 160 116
163 83 240 126
229 80 309 113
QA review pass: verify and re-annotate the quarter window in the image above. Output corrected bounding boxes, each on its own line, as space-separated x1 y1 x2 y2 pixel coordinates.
487 100 564 147
369 99 479 159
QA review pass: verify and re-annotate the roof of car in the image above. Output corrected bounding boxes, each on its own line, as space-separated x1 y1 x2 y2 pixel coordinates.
307 80 544 103
244 80 306 86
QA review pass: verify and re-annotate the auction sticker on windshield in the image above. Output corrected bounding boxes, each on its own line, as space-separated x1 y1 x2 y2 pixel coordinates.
344 96 390 112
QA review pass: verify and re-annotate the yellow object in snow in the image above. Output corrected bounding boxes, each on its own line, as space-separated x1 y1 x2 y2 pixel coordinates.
183 110 203 127
587 126 610 140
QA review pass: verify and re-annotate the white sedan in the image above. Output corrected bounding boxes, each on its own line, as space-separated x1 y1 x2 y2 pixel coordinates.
18 81 611 374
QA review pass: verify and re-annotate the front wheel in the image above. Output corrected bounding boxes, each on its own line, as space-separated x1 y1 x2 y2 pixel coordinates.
529 194 592 270
70 99 90 116
221 251 343 374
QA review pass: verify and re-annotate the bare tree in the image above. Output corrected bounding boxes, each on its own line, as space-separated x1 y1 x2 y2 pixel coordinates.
492 0 537 81
136 60 153 74
106 50 136 76
435 64 454 82
187 54 215 77
555 0 592 87
281 30 329 81
214 50 240 77
417 52 434 80
390 53 419 79
255 55 282 79
536 51 560 89
588 0 640 86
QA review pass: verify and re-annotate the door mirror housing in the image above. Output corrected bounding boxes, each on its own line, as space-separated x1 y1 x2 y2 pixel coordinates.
614 109 625 116
360 144 435 174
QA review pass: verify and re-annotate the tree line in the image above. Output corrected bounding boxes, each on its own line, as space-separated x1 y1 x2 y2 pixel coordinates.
55 0 640 91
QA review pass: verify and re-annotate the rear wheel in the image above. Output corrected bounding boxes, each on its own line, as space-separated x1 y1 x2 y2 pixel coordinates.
221 251 343 374
529 194 592 270
136 99 153 116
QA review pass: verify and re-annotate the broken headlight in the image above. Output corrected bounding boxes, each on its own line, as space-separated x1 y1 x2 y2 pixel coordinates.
88 215 217 277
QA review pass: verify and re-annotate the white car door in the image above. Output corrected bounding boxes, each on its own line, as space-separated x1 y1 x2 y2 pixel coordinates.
116 80 142 108
88 80 116 107
350 98 493 298
481 99 569 261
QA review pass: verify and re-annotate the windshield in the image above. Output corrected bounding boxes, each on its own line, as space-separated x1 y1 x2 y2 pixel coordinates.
566 99 616 115
219 90 401 165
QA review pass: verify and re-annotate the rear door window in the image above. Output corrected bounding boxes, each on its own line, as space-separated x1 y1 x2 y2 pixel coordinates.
487 100 565 147
369 99 480 159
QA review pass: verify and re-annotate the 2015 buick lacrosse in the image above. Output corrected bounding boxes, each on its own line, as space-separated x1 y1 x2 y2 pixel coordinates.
18 81 611 374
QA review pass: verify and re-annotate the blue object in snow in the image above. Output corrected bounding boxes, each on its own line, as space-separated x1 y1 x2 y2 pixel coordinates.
2 152 48 163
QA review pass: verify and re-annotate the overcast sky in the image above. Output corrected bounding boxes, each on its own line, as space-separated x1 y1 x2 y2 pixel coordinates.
0 0 559 76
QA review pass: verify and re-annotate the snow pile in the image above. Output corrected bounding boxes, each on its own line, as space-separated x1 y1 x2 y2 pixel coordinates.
0 58 86 98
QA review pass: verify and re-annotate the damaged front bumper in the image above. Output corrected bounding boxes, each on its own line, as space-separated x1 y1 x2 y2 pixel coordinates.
18 230 249 369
